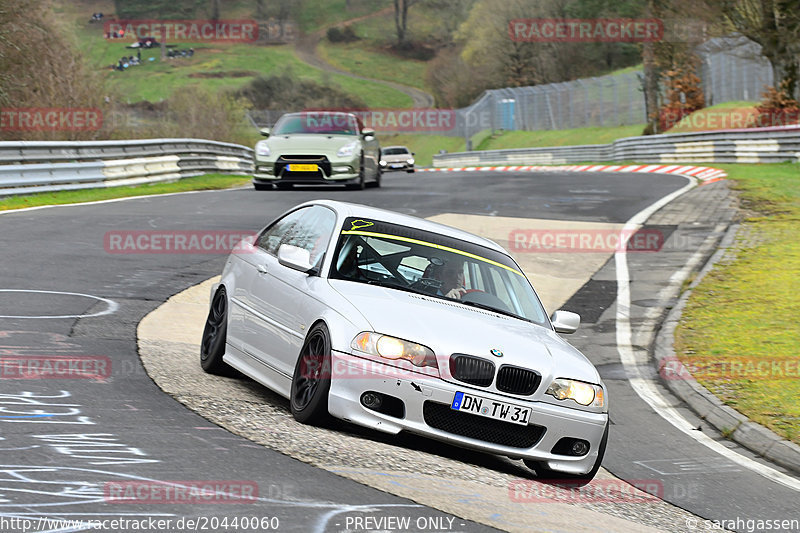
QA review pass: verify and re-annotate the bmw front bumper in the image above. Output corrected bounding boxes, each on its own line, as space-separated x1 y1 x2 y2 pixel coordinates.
327 350 608 475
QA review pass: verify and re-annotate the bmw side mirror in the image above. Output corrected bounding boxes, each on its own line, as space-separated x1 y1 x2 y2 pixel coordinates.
550 310 580 334
277 244 313 273
260 127 271 137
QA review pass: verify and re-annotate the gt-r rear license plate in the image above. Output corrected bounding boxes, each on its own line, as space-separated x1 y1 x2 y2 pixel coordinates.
451 391 531 425
288 163 318 172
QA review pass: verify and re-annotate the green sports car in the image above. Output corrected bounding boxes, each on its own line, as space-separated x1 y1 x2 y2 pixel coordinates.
253 112 381 190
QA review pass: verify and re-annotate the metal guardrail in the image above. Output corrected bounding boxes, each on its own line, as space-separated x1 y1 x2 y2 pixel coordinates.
433 126 800 167
0 139 254 197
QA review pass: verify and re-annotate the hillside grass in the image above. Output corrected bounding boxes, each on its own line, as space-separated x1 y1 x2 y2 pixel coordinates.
317 40 429 91
60 1 411 107
314 2 451 93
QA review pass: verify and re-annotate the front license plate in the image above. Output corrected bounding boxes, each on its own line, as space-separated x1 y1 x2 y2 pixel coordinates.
390 163 403 168
451 391 531 426
288 163 318 172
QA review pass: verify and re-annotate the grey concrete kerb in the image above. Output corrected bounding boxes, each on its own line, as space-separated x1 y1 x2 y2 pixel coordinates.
652 222 800 475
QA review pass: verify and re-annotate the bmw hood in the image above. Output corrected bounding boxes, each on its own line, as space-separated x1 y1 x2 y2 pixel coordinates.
328 280 601 386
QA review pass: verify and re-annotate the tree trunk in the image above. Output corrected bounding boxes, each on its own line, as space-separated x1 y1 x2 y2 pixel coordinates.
642 0 660 133
642 40 660 133
211 0 220 21
394 0 405 44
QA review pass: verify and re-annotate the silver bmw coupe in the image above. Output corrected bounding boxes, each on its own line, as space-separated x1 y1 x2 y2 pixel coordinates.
201 200 608 480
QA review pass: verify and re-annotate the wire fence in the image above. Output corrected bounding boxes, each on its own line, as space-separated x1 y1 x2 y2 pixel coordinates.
246 36 776 140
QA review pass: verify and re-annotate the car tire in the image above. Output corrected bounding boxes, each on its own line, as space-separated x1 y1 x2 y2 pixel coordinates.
253 182 273 191
200 287 235 375
407 169 415 173
290 322 332 425
523 423 608 485
349 154 366 190
368 165 382 188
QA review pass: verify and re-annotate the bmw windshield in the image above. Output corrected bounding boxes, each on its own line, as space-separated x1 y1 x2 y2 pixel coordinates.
329 217 549 326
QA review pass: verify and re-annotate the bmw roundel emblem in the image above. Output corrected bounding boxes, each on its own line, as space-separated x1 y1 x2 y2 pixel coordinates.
490 348 503 358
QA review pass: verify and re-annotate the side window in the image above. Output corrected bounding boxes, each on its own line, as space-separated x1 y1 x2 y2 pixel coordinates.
256 206 336 266
297 206 337 266
256 207 309 256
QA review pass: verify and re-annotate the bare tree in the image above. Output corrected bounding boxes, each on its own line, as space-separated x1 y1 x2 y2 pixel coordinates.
394 0 421 45
716 0 800 99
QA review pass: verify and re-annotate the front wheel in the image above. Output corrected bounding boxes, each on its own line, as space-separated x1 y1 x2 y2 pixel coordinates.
368 165 382 188
348 154 366 190
200 288 232 375
524 423 608 485
290 323 332 425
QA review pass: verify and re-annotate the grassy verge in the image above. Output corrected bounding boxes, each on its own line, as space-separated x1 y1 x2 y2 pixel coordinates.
379 134 467 167
674 162 800 444
476 125 646 150
0 174 251 212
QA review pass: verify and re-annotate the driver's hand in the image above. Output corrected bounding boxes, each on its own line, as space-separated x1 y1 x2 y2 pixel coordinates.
445 287 467 299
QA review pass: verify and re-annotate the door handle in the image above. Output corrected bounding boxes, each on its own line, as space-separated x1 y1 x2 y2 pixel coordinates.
256 264 268 274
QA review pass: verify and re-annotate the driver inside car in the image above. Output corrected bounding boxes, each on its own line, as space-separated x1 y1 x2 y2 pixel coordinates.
435 260 467 299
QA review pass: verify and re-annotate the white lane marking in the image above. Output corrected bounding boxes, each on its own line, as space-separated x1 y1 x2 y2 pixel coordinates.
0 290 118 319
0 187 244 216
615 177 800 492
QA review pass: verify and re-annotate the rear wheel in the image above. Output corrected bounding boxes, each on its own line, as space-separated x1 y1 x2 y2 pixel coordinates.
290 323 332 425
524 423 608 485
253 182 273 191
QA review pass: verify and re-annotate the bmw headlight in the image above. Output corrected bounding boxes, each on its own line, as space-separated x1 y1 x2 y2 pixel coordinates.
255 140 271 157
379 160 387 166
337 141 360 157
351 332 437 369
546 378 605 408
407 158 415 164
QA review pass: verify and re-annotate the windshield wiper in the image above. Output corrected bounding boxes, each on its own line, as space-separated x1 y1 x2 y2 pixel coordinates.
456 300 531 322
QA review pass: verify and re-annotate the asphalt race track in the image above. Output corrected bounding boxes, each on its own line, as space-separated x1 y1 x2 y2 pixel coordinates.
1 171 798 533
